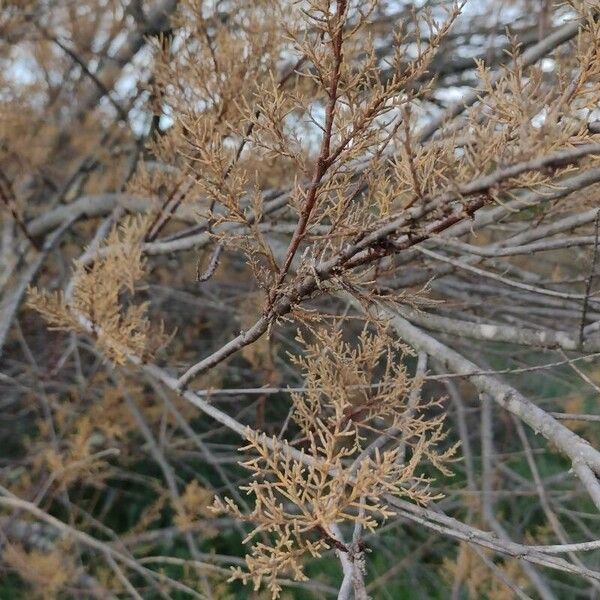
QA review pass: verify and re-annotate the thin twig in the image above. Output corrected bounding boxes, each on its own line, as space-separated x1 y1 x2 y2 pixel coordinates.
579 209 600 344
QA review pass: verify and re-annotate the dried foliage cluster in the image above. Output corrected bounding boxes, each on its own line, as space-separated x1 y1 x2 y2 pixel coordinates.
1 0 600 598
28 217 153 364
214 327 456 596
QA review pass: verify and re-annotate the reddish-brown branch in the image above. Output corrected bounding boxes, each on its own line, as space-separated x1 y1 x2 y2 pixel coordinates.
176 143 600 389
275 0 348 291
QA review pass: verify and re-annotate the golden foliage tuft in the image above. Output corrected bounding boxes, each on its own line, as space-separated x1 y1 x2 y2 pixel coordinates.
27 216 153 364
175 480 215 532
4 543 76 599
442 543 531 600
213 324 457 597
